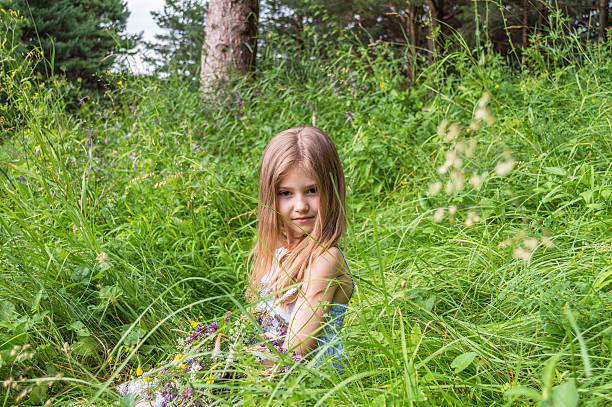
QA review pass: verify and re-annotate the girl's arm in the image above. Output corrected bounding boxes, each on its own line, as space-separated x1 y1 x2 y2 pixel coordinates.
283 247 344 356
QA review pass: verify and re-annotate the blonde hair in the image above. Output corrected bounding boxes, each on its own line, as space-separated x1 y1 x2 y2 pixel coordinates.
248 126 346 306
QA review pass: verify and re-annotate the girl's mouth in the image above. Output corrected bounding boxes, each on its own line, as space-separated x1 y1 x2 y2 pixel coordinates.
293 217 313 223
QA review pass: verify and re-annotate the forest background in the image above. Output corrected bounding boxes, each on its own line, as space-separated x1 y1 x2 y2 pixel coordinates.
0 0 610 406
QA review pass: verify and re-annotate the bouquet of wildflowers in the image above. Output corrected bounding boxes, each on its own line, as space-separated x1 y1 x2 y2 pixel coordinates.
137 305 302 406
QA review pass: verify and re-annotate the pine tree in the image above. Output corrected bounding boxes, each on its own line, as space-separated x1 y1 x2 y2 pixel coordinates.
144 0 207 81
13 0 138 85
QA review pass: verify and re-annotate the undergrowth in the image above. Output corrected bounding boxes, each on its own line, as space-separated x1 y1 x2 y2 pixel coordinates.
1 7 611 407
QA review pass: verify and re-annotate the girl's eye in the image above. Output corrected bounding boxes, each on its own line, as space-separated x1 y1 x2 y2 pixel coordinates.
279 190 291 197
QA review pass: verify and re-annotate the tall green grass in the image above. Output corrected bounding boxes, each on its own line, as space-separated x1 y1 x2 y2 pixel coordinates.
1 7 611 406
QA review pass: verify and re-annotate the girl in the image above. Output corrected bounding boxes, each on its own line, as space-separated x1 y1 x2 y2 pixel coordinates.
248 125 354 370
126 126 353 406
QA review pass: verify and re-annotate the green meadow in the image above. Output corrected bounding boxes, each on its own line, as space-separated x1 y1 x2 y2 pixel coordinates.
1 10 611 407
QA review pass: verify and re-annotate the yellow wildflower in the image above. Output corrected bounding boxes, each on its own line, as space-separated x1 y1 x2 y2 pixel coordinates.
106 355 113 363
190 320 199 328
142 376 151 382
205 374 215 385
136 366 143 376
494 84 499 89
174 353 184 361
520 86 524 92
1 9 5 13
117 80 123 86
106 70 110 75
380 81 386 89
466 127 471 133
180 363 186 370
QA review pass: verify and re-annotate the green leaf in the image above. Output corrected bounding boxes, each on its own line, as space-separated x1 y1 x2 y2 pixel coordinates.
71 336 98 357
544 167 567 176
119 394 136 407
551 379 578 407
71 264 91 283
372 395 386 407
451 351 477 373
504 385 542 401
123 327 147 346
0 300 16 321
28 384 47 404
541 355 560 400
580 189 595 204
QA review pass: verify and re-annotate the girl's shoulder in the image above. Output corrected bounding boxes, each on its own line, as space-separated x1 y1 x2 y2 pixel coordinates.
309 247 347 279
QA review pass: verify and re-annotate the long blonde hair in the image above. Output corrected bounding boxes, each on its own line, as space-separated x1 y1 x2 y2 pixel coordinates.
248 126 346 306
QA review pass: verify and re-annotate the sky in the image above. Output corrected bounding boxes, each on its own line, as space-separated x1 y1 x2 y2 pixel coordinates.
124 0 166 73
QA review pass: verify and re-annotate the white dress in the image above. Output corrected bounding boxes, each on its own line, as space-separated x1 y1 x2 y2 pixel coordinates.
256 247 354 371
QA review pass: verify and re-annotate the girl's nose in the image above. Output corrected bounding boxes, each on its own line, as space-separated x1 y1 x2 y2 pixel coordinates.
295 195 309 211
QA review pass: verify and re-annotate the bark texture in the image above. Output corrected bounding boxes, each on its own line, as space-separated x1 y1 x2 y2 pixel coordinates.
200 0 258 92
599 0 609 41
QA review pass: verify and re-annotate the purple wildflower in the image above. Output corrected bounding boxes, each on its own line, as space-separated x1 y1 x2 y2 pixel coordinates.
345 111 354 121
76 97 84 105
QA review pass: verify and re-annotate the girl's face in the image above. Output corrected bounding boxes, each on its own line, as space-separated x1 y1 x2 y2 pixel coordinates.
276 166 320 245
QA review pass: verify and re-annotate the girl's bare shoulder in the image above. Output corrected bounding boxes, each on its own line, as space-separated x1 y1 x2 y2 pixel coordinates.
309 247 345 279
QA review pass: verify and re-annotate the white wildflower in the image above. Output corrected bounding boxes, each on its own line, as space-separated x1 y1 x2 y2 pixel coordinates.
437 119 448 138
438 162 451 174
433 208 445 223
513 247 532 261
495 159 515 176
469 174 482 189
465 211 481 227
97 252 108 265
523 237 539 250
445 124 460 142
429 181 442 195
477 92 490 108
542 237 554 248
450 170 465 191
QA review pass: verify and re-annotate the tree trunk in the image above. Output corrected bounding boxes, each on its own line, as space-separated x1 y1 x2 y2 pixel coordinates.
537 0 547 35
522 0 530 48
599 0 608 41
200 0 258 92
405 4 417 81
